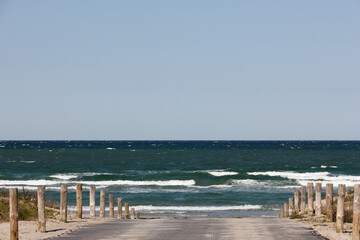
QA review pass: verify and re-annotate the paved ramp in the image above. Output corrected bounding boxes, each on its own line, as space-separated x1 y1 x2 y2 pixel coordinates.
46 217 326 240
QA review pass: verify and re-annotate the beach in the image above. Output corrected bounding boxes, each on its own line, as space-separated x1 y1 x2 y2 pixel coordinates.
0 214 335 240
1 141 359 239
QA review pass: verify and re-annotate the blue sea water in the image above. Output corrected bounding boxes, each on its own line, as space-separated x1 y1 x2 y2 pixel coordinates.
0 141 359 217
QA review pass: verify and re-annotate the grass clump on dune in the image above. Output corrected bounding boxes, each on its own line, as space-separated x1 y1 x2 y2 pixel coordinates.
0 188 59 222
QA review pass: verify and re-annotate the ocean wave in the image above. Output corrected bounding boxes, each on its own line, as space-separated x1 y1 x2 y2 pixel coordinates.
247 171 330 179
77 180 196 187
206 170 238 177
132 205 262 211
20 161 36 164
247 171 360 187
50 172 114 180
50 174 78 180
6 160 36 164
0 180 62 186
67 205 262 213
68 205 263 212
192 184 233 189
0 179 196 187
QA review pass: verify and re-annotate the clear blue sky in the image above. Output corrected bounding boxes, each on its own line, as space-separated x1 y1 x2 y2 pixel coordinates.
1 0 359 140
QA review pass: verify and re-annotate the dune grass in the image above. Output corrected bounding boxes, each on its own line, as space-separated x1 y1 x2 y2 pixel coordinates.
0 188 59 222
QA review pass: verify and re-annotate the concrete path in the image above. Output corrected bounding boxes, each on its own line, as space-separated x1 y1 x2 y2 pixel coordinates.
46 217 327 240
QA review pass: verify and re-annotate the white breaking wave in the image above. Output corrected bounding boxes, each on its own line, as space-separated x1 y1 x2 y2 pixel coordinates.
0 179 196 187
68 205 262 213
106 147 115 150
0 180 63 186
248 171 330 179
206 170 238 177
247 171 360 187
6 160 36 164
20 161 36 164
231 179 261 185
192 184 233 189
50 174 78 180
50 172 114 180
133 205 262 211
77 180 196 186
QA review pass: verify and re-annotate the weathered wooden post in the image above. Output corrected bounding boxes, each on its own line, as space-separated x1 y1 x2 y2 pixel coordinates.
10 188 18 240
131 208 135 220
136 212 140 219
307 183 314 214
289 198 294 216
336 184 346 233
315 183 322 217
90 186 96 217
37 186 46 233
76 184 82 218
109 194 114 218
353 184 360 240
280 209 284 218
284 203 289 217
294 190 300 214
117 198 122 219
301 186 306 214
125 203 130 219
60 184 68 222
326 183 333 222
100 190 106 218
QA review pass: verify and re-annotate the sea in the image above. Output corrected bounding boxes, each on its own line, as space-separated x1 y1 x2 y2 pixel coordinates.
0 141 359 217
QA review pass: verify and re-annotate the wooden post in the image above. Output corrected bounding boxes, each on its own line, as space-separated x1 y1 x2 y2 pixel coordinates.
60 184 68 222
76 184 82 218
289 198 294 216
136 212 140 219
90 186 96 217
125 203 130 219
9 188 18 240
307 183 314 214
280 209 284 218
131 208 135 220
37 186 46 233
326 183 333 222
109 194 114 218
315 183 322 217
294 190 300 214
336 184 346 233
117 198 122 219
284 203 289 217
301 186 306 214
100 190 106 218
353 184 360 240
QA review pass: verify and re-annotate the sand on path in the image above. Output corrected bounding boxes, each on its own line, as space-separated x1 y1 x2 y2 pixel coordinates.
43 216 326 240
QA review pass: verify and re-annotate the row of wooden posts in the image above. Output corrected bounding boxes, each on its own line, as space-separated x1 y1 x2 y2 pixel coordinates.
8 184 140 240
278 183 360 240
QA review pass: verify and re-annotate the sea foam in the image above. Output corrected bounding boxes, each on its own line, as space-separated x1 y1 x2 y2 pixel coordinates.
50 174 78 180
77 180 196 187
69 205 262 212
0 179 196 187
247 171 360 187
206 170 238 177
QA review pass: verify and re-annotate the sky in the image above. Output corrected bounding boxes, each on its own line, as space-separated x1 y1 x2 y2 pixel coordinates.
0 0 359 140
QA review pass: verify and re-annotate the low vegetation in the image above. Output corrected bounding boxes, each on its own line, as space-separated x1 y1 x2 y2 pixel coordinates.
0 188 59 222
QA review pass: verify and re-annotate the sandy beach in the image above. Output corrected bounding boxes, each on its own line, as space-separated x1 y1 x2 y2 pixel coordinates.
0 212 109 240
0 214 341 240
